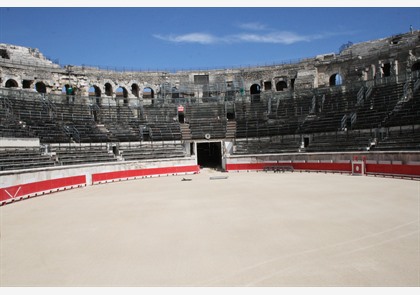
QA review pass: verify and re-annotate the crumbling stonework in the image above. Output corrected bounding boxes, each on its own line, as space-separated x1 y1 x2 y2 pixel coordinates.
1 30 419 106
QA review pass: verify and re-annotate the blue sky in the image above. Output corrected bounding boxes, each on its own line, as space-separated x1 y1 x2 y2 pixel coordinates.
1 5 419 71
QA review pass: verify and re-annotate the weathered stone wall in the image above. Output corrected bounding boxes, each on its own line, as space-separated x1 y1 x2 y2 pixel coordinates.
1 30 419 106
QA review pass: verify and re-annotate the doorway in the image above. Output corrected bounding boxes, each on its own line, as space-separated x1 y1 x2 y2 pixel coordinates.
197 141 222 169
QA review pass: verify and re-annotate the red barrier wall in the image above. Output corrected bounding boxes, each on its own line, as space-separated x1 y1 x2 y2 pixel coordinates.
0 175 86 204
366 163 420 177
92 165 200 184
225 162 352 173
226 161 420 178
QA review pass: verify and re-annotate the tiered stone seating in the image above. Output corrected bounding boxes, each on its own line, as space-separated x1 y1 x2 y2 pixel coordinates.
52 145 117 166
186 103 227 139
233 137 300 154
375 126 420 151
382 82 420 127
298 88 358 133
0 147 56 171
305 130 372 152
119 142 186 160
351 83 404 130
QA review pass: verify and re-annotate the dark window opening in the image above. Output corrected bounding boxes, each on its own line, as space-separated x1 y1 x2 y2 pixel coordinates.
391 37 402 45
35 82 46 94
412 62 420 72
304 137 310 148
250 84 261 103
291 78 295 90
194 75 209 85
22 80 32 89
264 81 272 91
5 79 18 88
105 83 113 96
197 142 222 169
383 63 391 77
276 81 288 91
0 49 10 59
172 87 180 99
329 73 343 86
131 83 140 98
178 113 185 123
227 112 235 120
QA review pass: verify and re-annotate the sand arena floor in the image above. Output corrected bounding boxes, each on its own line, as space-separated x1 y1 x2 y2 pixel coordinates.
1 169 419 287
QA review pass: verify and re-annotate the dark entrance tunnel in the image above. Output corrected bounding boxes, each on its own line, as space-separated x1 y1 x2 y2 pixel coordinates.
197 142 222 169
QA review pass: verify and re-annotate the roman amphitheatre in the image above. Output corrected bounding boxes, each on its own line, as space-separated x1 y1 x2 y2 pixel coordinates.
0 29 419 287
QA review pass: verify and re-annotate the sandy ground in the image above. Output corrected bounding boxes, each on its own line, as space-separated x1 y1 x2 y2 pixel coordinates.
0 169 419 287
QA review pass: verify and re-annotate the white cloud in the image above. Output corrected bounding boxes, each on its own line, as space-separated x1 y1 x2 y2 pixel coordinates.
233 31 309 44
154 29 349 45
153 33 219 44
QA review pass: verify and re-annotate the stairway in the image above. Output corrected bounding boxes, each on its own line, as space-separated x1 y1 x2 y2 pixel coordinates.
225 120 237 139
180 123 192 140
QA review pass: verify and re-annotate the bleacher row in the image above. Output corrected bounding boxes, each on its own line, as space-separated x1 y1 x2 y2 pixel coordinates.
0 143 187 171
1 77 419 163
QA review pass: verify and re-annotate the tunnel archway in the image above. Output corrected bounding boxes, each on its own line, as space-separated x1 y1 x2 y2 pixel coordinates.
250 84 261 103
35 82 46 94
196 141 222 169
5 79 18 88
329 73 343 86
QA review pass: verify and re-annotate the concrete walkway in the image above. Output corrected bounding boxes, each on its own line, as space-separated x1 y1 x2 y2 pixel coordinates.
1 169 419 287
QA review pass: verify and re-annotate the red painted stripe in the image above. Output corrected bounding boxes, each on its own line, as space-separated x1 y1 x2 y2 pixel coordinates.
225 162 351 172
226 161 420 178
0 175 86 202
92 165 200 183
366 164 420 176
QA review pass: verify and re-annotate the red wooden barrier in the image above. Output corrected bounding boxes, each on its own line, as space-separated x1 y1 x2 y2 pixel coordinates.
0 175 86 204
92 165 200 184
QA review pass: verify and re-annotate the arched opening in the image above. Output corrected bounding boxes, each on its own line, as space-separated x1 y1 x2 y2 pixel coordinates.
131 83 140 98
143 87 154 105
116 87 128 106
5 79 18 88
35 82 47 94
412 62 420 72
105 83 113 96
143 87 154 98
64 84 75 95
264 81 272 91
276 81 288 91
329 73 343 86
172 87 179 99
116 87 128 98
89 85 102 107
22 80 32 89
89 85 101 97
250 84 261 103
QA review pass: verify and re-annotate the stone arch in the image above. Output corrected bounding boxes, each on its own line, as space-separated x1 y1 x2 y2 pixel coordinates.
105 82 113 96
250 83 261 103
276 81 288 91
35 81 47 93
131 83 140 98
329 73 343 86
412 61 420 72
62 84 76 95
116 86 129 105
143 87 154 98
116 86 128 98
89 85 102 106
5 79 18 88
